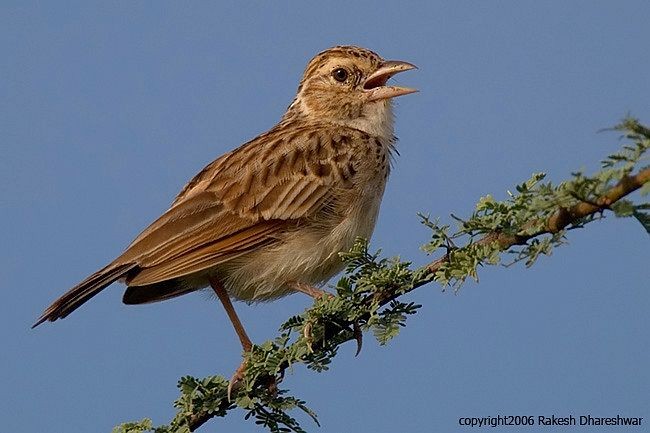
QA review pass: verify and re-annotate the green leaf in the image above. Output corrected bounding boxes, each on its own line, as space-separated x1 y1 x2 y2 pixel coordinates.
633 210 650 234
612 200 635 217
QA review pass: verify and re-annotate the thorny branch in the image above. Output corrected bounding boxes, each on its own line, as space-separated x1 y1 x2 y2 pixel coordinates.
114 118 650 433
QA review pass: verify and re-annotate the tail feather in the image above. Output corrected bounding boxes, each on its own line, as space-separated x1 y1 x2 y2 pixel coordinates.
122 280 196 305
32 263 137 328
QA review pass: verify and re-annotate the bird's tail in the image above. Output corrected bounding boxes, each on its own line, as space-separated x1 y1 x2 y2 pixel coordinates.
32 262 137 328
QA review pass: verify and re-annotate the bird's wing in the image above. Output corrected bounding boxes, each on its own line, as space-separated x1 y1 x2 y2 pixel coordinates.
119 123 361 286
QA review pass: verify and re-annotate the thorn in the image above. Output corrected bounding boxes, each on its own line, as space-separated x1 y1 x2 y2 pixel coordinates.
353 321 363 357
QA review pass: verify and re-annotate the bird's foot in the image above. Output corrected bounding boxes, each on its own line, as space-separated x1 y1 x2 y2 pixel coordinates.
292 282 363 356
227 356 280 401
227 359 248 401
304 321 314 353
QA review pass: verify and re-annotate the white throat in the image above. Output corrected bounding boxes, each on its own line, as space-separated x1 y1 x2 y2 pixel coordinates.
286 96 396 141
342 100 395 140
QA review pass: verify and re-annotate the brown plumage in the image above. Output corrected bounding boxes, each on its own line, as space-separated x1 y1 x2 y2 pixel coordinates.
34 46 416 329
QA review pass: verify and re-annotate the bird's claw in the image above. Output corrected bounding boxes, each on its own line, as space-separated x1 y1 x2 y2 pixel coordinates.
227 360 248 402
304 321 314 353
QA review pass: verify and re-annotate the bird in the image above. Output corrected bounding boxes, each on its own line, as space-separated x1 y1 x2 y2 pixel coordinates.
34 45 417 389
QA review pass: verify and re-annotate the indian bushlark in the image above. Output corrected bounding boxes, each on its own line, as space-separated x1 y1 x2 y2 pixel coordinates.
34 46 416 381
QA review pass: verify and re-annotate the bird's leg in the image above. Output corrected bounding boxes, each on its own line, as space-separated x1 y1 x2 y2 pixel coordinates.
208 276 255 400
209 277 252 351
290 281 333 299
290 281 362 355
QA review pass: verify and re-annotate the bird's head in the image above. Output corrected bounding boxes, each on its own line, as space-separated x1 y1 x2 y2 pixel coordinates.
285 46 417 138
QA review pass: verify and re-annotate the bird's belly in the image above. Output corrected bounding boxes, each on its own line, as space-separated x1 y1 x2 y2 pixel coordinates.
221 191 384 302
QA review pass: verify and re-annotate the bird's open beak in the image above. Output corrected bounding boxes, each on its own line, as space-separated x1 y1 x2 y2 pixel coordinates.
364 60 418 101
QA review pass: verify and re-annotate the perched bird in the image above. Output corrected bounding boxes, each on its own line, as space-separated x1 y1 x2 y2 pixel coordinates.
34 46 416 383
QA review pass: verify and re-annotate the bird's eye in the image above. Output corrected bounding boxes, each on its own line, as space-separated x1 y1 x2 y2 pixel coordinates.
332 68 349 82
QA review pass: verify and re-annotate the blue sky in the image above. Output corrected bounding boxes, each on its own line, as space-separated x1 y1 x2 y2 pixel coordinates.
2 2 649 432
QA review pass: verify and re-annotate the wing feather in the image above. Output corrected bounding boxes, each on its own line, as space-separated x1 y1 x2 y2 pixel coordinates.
127 221 282 285
115 121 360 285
